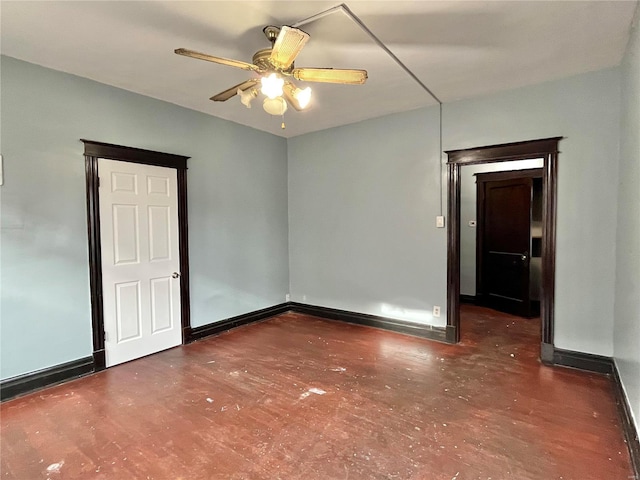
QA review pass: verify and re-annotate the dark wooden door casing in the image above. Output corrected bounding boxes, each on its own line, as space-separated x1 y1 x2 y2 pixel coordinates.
445 137 561 363
82 140 191 371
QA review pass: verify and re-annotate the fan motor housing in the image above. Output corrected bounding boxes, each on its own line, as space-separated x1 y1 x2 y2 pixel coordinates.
252 48 293 73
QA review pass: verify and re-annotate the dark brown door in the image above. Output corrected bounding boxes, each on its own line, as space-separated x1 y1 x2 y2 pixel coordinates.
477 175 533 317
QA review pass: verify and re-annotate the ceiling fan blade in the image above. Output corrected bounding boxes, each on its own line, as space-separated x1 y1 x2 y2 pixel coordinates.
175 48 259 72
210 79 258 102
270 26 310 70
283 81 303 112
292 67 368 85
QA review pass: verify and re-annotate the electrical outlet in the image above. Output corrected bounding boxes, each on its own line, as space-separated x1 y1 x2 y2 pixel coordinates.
436 216 445 228
433 306 441 317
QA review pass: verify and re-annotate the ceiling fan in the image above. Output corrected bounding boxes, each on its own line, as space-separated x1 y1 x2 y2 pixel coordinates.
175 25 368 117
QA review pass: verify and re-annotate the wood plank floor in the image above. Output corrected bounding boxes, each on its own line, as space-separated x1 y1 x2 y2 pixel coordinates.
1 306 634 479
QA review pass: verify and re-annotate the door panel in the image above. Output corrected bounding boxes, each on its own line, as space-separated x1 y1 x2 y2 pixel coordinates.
111 172 137 193
485 183 530 252
147 175 169 195
150 276 173 333
148 205 171 261
113 204 140 264
99 159 181 367
478 176 533 316
115 281 142 342
486 252 526 300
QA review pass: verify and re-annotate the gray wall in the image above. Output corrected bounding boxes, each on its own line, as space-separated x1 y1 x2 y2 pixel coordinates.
289 67 621 356
614 6 640 434
0 56 289 380
460 159 543 296
288 108 447 326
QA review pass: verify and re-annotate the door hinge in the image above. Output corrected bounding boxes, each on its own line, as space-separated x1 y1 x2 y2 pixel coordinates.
97 177 101 188
103 331 108 342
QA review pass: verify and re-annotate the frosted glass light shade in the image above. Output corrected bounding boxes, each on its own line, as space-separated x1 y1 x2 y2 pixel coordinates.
263 97 288 115
238 88 256 108
294 87 312 109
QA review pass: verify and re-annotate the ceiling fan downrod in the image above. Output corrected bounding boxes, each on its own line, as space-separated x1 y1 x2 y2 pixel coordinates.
263 26 280 47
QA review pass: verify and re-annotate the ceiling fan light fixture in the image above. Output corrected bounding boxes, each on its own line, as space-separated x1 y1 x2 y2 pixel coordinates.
263 96 288 116
238 88 257 108
261 73 284 99
176 23 368 121
293 87 312 109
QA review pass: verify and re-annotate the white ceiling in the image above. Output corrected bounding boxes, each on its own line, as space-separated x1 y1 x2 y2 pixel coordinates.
1 1 637 138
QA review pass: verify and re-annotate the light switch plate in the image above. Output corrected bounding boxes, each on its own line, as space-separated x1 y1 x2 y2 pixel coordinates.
436 216 445 228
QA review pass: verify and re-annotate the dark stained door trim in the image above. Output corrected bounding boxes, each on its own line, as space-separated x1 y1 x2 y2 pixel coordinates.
445 137 561 363
474 167 543 183
82 140 191 371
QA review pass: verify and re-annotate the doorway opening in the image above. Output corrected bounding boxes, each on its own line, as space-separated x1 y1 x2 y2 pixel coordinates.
445 138 561 363
83 140 191 370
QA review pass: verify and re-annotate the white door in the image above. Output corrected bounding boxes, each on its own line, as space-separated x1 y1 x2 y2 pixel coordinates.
99 159 182 367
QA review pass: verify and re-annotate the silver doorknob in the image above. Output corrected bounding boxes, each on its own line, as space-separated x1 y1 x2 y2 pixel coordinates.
172 272 180 279
521 254 528 261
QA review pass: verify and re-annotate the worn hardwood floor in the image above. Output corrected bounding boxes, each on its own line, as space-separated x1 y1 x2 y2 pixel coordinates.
1 306 634 479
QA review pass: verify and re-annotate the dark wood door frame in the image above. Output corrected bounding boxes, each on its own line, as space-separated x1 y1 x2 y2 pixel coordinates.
445 137 562 363
82 140 191 371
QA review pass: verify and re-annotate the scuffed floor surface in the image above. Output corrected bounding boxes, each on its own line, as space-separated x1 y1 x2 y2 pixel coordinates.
1 306 634 479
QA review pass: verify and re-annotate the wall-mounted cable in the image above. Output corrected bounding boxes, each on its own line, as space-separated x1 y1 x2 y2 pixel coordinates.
292 3 445 215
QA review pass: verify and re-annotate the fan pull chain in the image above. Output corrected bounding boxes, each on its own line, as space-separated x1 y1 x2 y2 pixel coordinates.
281 113 286 130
